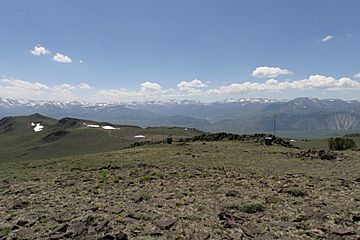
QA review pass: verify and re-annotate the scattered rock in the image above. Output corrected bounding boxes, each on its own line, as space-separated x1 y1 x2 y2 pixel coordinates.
290 149 339 160
100 232 128 240
107 207 123 214
186 133 293 147
218 212 238 228
197 231 211 239
12 200 29 210
95 220 109 232
0 180 10 189
155 218 177 230
53 223 68 233
16 219 29 226
16 228 35 238
70 222 88 238
50 233 70 240
352 215 360 222
133 195 144 203
99 165 120 170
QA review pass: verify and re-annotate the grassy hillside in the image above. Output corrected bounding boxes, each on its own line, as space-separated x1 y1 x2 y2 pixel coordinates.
0 114 202 162
0 141 359 239
293 137 360 150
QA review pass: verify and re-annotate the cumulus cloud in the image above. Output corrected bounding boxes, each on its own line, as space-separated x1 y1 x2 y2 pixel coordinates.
354 73 360 78
30 44 50 56
252 66 292 78
321 35 334 42
53 53 72 63
140 82 162 92
208 75 360 94
177 79 207 91
78 83 93 89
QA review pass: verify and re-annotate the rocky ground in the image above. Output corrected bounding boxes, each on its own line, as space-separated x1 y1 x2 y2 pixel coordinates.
0 141 359 239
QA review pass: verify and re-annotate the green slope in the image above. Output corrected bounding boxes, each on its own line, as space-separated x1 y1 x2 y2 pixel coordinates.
0 114 203 162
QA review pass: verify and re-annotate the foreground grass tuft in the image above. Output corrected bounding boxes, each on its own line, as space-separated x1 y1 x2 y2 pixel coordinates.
286 188 307 197
224 200 265 213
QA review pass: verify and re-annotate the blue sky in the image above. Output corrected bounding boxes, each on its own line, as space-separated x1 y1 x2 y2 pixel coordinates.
0 0 360 102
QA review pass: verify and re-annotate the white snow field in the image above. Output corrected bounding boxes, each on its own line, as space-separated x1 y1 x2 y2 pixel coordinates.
32 123 44 132
102 126 116 130
87 124 100 128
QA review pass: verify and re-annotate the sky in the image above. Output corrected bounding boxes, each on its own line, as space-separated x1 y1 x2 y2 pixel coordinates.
0 0 360 103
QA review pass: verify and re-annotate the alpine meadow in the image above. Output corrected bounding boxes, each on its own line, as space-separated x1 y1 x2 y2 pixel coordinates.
0 1 359 240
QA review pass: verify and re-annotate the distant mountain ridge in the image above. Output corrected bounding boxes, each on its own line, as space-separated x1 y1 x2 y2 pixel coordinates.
1 97 360 132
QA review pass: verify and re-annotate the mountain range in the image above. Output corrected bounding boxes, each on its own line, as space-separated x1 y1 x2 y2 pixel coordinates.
1 97 360 132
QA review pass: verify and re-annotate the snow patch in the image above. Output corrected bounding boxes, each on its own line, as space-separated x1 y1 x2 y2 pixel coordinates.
87 124 100 128
33 123 44 132
102 126 116 130
134 135 145 138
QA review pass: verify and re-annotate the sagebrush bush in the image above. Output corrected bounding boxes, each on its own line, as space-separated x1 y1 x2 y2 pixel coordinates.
328 137 356 150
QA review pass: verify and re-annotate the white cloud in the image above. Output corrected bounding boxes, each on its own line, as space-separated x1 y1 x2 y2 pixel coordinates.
354 72 360 78
0 78 95 101
321 35 334 42
78 83 93 89
177 79 207 91
53 53 72 63
30 44 50 56
1 78 49 90
0 78 49 100
140 82 162 92
208 75 360 94
58 83 77 90
252 66 292 78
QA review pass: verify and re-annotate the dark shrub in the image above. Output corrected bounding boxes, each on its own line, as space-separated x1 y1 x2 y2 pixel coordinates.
166 137 173 144
328 137 356 150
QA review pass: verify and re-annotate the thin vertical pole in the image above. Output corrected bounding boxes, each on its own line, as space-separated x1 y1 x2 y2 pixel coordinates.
273 114 276 136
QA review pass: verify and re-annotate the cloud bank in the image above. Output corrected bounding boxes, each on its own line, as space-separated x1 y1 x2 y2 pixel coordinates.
209 75 360 94
2 73 359 103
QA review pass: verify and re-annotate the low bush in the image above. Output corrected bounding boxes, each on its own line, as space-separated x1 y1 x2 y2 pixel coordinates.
328 137 356 150
287 188 306 197
224 200 265 213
